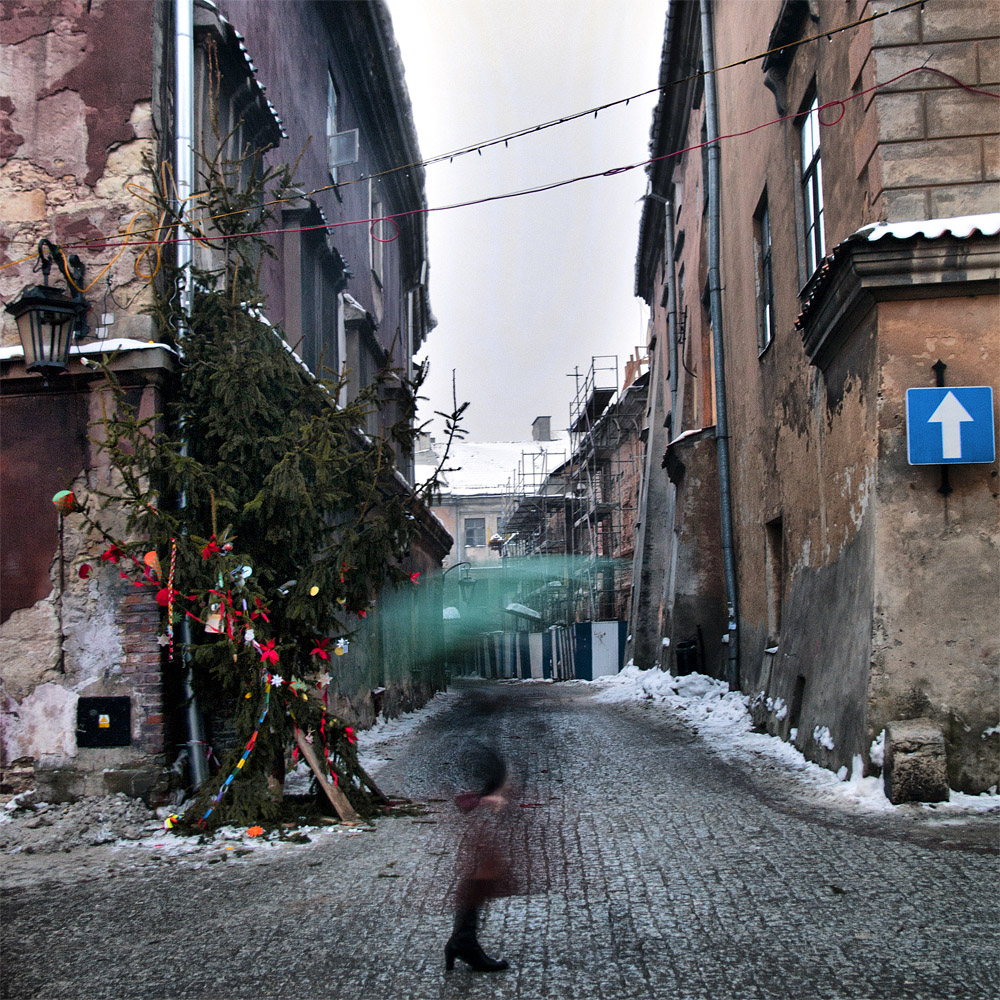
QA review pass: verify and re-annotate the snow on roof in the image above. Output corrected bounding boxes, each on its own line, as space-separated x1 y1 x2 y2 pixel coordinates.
857 213 1000 243
797 212 1000 332
505 602 542 620
415 431 570 496
667 427 711 448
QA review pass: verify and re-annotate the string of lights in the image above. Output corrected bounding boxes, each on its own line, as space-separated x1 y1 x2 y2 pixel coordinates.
355 0 930 183
0 0 933 265
23 65 996 276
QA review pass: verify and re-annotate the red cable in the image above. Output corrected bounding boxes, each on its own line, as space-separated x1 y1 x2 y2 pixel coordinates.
63 67 997 255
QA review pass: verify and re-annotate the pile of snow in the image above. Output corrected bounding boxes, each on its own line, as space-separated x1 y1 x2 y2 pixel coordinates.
583 665 1000 816
356 689 457 777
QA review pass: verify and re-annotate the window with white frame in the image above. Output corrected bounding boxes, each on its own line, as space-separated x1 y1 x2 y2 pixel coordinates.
799 93 825 277
754 191 775 353
370 181 384 283
326 72 339 183
464 517 486 548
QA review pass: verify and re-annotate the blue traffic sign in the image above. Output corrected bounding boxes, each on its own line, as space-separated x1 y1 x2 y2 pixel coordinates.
905 386 995 465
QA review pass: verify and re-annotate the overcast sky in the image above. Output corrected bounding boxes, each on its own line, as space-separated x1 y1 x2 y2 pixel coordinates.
387 0 667 442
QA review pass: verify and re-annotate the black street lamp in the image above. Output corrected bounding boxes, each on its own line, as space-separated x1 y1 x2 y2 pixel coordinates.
443 560 478 603
4 240 89 376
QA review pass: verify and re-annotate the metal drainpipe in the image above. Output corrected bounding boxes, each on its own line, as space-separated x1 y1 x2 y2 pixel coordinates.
663 202 680 427
175 0 208 788
699 0 740 691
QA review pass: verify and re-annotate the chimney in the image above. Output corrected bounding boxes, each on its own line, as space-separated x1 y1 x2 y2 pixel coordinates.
532 415 552 441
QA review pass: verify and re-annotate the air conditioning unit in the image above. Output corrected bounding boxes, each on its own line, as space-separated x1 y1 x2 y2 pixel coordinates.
328 128 359 170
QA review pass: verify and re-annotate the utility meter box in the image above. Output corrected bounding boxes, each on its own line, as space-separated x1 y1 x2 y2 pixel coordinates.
76 696 131 748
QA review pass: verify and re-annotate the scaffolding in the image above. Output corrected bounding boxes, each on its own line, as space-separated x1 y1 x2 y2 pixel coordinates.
497 354 648 626
499 446 567 559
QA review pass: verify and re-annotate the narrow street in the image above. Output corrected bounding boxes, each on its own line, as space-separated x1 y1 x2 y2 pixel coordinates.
2 680 997 1000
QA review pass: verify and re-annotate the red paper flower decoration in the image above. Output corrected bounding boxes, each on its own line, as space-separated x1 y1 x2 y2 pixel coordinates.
311 638 331 660
101 545 121 563
259 639 279 665
357 609 367 619
344 726 357 745
201 536 222 561
409 571 420 585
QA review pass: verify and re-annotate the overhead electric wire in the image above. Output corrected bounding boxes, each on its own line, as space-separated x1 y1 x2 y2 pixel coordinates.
36 66 997 267
0 0 933 267
361 0 929 181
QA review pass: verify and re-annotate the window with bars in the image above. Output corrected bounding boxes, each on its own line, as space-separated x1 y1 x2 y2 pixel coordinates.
799 93 825 277
754 191 775 353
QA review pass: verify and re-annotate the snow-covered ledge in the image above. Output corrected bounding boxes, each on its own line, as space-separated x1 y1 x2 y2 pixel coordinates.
1 339 179 386
0 338 178 363
857 213 1000 243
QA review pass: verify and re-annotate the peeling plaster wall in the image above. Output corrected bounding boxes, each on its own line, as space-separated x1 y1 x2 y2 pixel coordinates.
0 0 158 345
634 0 998 789
0 1 168 795
1 682 78 762
0 375 170 794
870 295 1000 792
706 2 882 773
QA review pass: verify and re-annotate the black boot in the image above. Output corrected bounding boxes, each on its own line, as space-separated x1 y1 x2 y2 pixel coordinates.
444 908 509 972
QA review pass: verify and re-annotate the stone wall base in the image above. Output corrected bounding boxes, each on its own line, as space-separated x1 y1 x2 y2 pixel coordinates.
7 759 180 807
884 718 950 804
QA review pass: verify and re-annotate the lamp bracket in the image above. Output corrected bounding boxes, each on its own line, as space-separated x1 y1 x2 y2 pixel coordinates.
37 239 89 339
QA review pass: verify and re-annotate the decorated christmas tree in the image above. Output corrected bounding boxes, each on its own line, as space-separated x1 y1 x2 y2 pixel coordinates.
76 130 464 830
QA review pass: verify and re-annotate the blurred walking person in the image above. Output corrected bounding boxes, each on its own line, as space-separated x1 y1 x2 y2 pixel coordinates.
445 742 514 972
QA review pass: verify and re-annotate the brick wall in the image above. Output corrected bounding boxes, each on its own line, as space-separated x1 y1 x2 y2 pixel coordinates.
116 589 165 759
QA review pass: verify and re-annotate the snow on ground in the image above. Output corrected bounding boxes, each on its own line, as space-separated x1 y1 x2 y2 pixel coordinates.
2 675 996 866
581 664 1000 816
356 688 458 777
0 691 460 863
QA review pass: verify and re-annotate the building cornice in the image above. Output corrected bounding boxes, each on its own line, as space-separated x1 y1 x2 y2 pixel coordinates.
796 232 1000 371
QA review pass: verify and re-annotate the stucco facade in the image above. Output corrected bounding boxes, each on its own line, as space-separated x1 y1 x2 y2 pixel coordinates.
633 0 998 792
0 0 449 799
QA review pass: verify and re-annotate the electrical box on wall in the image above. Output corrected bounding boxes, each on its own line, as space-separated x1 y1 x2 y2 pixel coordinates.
76 697 131 748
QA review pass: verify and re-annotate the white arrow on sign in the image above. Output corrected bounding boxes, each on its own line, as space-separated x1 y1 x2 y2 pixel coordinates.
928 390 974 459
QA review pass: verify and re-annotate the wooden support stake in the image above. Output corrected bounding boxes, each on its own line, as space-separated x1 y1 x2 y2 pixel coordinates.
294 729 360 825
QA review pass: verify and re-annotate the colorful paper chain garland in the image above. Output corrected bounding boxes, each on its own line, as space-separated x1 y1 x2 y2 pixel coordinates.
198 682 271 828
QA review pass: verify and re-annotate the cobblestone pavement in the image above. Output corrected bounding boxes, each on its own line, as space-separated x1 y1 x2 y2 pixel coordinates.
2 680 998 1000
